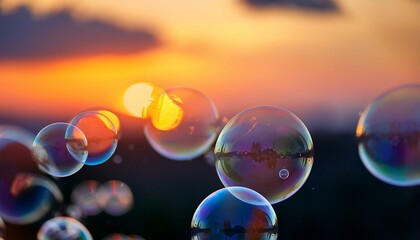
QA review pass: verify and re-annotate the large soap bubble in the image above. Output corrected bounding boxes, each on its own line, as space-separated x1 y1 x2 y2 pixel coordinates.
191 187 278 240
215 106 314 204
144 87 219 160
357 84 420 186
33 122 88 177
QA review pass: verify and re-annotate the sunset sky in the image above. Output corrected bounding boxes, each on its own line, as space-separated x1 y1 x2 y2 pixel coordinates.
0 0 419 131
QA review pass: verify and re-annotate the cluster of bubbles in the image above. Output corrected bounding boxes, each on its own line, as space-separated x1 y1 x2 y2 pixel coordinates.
33 110 119 177
0 109 122 238
72 180 134 217
1 81 418 239
356 84 420 186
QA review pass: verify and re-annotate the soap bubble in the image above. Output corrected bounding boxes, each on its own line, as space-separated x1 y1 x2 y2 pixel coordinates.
279 169 289 179
97 180 134 216
0 125 63 224
191 187 278 240
71 180 102 216
37 217 92 240
103 233 146 240
144 87 219 160
356 84 420 186
70 111 118 165
215 106 314 204
33 122 88 177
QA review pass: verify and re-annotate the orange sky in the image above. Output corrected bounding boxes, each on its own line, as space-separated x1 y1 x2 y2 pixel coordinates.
0 0 419 130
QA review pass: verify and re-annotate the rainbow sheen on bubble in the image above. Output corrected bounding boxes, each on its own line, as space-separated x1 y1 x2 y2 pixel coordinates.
215 106 314 204
37 217 92 240
32 123 88 177
71 180 102 216
97 180 134 216
144 87 219 160
70 111 118 165
357 84 420 186
0 126 63 224
191 187 278 240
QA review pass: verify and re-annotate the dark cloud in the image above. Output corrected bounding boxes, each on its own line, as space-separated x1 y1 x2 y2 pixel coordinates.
243 0 339 12
0 8 160 59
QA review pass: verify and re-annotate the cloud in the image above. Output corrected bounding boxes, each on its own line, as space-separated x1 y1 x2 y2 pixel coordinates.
0 7 160 59
243 0 339 12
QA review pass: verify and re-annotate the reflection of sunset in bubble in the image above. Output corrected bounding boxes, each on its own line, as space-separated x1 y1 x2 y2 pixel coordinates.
123 82 163 119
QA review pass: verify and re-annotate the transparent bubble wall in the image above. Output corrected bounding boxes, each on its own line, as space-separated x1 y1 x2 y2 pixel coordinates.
37 216 93 240
191 187 278 240
32 122 88 177
215 106 314 204
70 111 118 166
144 87 219 160
357 84 420 186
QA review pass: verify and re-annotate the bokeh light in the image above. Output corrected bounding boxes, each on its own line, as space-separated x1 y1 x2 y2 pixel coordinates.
144 87 219 160
357 84 420 186
70 111 118 166
191 187 278 240
215 106 314 204
32 122 88 177
123 82 163 119
37 216 93 240
0 125 62 224
71 180 102 216
97 180 134 216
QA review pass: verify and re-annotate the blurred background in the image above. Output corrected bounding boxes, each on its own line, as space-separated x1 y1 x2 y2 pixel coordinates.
0 0 419 239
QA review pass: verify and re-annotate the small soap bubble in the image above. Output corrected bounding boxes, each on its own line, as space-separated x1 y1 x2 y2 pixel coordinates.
32 122 88 177
144 87 219 160
70 111 118 165
215 106 314 204
37 217 92 240
357 84 420 186
279 169 289 179
113 154 123 165
191 187 278 240
0 126 63 224
97 180 134 216
71 180 102 216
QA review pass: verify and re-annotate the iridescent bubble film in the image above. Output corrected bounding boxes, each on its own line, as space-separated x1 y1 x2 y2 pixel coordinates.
357 84 420 186
144 87 219 160
0 126 63 224
215 106 314 204
33 122 88 177
191 187 278 240
37 217 92 240
97 180 134 216
70 111 118 165
71 180 102 216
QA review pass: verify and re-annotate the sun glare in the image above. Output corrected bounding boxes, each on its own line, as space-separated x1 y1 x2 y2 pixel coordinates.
123 82 162 118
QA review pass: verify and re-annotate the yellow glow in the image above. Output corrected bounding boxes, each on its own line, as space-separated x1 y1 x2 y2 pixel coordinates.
149 93 184 131
123 82 162 118
97 110 120 134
